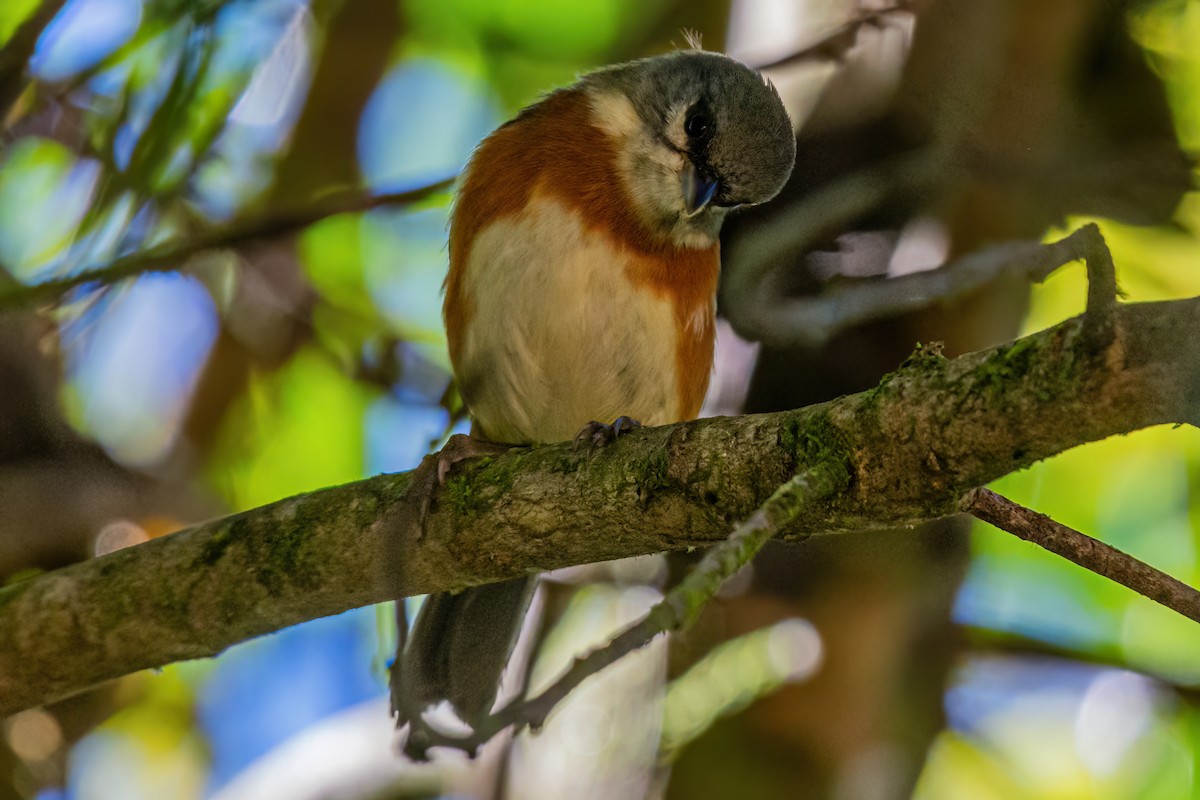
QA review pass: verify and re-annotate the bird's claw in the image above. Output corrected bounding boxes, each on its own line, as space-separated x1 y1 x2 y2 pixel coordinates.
573 416 642 449
411 433 512 535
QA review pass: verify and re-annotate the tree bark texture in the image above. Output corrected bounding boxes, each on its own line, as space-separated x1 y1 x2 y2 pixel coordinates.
1 296 1196 716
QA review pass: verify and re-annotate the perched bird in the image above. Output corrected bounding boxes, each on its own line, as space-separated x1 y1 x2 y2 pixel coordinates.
392 48 795 744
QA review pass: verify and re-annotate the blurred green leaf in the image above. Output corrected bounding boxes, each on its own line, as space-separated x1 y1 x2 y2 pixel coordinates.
915 732 1026 800
661 618 821 760
1130 1 1200 151
299 212 372 315
406 0 627 60
207 347 375 510
359 206 453 350
0 0 39 45
918 671 1195 799
0 137 96 277
402 0 671 110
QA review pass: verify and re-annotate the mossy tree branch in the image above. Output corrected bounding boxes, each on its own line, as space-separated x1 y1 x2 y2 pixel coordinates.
2 283 1199 717
399 463 853 759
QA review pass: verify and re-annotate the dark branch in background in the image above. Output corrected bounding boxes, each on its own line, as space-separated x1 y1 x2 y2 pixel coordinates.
723 0 1100 351
0 179 454 310
732 218 1118 348
401 464 852 759
721 130 1119 348
0 0 69 124
725 0 1189 351
963 488 1200 625
3 224 1200 717
723 154 924 346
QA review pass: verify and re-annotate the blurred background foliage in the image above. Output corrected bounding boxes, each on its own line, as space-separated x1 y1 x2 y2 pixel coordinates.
0 0 1197 798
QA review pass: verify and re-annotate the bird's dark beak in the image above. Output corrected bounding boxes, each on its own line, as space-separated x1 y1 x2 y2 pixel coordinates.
681 162 719 217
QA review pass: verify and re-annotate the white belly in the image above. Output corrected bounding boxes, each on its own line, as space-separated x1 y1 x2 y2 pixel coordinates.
455 194 679 444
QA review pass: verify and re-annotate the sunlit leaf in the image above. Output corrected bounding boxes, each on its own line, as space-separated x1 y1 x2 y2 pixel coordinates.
359 206 452 349
0 138 98 278
298 212 371 314
405 0 651 61
1129 0 1200 150
660 618 822 760
915 732 1026 800
0 0 40 45
207 347 374 510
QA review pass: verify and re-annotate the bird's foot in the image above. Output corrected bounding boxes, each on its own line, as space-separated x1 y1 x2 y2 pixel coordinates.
390 432 515 752
410 433 513 534
573 416 642 449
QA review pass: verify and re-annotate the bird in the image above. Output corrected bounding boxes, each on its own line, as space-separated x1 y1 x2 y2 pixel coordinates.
391 47 796 750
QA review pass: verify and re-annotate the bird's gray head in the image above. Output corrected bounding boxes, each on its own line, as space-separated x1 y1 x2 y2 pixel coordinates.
583 50 796 247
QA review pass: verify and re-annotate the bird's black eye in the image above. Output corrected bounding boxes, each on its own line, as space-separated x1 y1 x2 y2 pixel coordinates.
684 109 711 141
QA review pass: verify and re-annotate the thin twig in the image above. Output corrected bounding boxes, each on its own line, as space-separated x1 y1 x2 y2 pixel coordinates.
1071 222 1120 345
753 1 916 72
721 152 930 346
400 463 851 760
726 216 1121 350
962 487 1200 625
0 179 454 311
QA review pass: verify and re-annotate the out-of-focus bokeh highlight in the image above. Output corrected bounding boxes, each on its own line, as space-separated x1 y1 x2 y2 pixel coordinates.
0 0 1198 798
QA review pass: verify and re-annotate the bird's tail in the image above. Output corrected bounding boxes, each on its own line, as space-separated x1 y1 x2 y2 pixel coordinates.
391 576 537 731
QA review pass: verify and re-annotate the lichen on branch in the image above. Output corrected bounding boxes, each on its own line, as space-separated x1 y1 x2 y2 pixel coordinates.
0 274 1197 717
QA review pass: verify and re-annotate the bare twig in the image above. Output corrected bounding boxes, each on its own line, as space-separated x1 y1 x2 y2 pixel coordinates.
725 213 1119 349
753 1 916 72
1071 222 1120 345
721 152 928 346
0 179 454 311
401 464 851 760
962 488 1200 625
